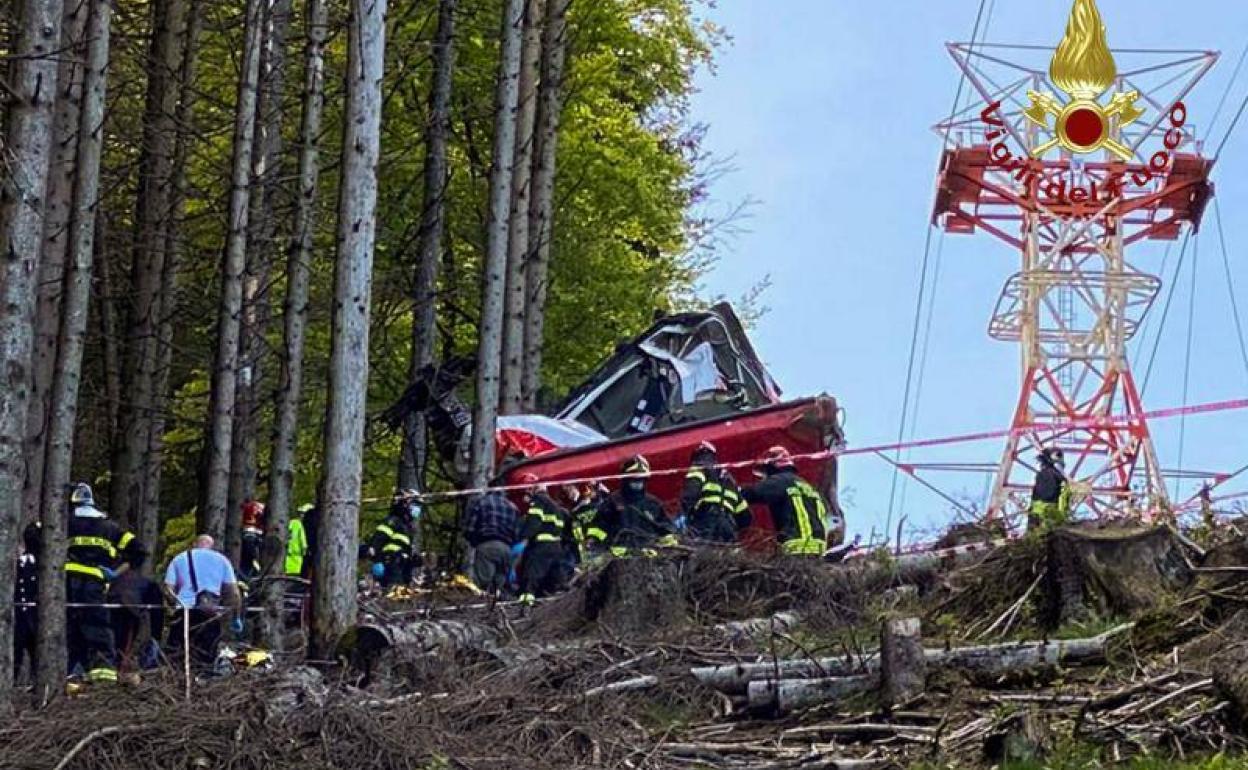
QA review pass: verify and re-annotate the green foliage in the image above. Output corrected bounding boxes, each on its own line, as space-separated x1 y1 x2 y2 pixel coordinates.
84 0 722 556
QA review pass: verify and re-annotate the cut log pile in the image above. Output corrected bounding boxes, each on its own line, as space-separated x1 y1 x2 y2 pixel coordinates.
8 525 1248 769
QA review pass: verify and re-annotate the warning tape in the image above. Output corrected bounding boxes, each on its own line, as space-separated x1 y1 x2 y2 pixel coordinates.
353 396 1248 504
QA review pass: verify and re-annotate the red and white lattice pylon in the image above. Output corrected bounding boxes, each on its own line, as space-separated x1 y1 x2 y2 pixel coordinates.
932 33 1218 520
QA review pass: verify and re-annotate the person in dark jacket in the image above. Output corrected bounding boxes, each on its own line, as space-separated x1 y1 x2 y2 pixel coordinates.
462 490 519 596
514 474 573 605
65 483 147 683
238 499 266 582
1029 447 1070 527
363 492 422 587
14 521 40 682
563 482 609 570
740 447 827 556
595 455 677 555
110 569 165 676
680 441 750 544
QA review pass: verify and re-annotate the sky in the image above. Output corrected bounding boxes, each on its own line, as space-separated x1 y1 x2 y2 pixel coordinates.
690 1 1248 543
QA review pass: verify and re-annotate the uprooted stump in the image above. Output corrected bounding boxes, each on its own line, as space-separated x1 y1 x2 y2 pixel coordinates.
1213 636 1248 726
1042 524 1193 628
583 557 689 636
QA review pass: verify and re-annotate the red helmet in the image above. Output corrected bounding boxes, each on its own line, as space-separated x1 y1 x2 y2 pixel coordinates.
757 446 795 471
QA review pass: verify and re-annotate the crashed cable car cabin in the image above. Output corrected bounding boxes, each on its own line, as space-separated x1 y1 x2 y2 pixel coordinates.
497 303 847 548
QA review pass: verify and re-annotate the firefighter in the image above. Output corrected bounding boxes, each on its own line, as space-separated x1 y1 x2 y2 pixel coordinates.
679 441 750 544
1029 447 1070 528
238 499 265 581
65 483 147 684
595 455 677 556
740 447 827 556
565 482 609 565
514 473 572 605
363 491 422 587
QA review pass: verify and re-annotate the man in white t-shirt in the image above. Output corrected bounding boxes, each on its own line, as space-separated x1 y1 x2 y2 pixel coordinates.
164 535 242 667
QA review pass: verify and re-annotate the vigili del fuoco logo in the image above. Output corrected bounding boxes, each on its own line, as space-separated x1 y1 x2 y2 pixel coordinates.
978 0 1189 206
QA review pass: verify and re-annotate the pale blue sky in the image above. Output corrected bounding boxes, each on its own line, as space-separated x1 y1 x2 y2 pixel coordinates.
692 1 1248 542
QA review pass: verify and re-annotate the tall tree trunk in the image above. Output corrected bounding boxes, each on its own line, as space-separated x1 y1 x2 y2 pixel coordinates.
312 0 386 658
96 216 121 438
397 0 457 493
467 0 525 489
0 0 66 709
228 0 292 563
112 0 189 528
36 0 111 704
498 0 542 417
142 0 203 559
201 0 265 542
521 0 569 410
264 0 326 648
23 0 88 526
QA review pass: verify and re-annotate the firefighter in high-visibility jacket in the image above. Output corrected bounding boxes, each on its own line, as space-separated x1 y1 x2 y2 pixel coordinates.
1029 447 1071 528
515 474 573 605
563 482 609 564
65 483 147 683
680 441 751 544
596 455 678 557
740 447 828 556
363 491 422 587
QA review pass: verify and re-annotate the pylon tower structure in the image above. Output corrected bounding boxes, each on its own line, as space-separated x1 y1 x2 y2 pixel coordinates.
931 2 1216 520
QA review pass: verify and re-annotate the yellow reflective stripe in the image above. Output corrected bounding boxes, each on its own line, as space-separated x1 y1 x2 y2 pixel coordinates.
66 563 105 579
586 528 608 542
69 536 117 557
382 544 406 553
783 538 824 555
117 531 135 550
376 524 395 537
686 470 706 482
389 532 411 545
534 533 561 543
791 493 813 541
528 509 564 527
88 667 118 682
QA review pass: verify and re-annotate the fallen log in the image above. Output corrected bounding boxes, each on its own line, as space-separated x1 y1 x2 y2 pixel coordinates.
693 624 1132 694
747 674 877 712
582 675 659 699
339 618 503 676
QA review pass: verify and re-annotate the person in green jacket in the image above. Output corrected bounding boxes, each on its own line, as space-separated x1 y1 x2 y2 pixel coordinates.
285 504 311 577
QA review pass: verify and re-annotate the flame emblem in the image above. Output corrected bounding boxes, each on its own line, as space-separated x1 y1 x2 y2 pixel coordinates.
1023 0 1143 160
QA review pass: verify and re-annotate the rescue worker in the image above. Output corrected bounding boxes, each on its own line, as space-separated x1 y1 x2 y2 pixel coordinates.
564 482 609 567
65 482 146 684
740 447 828 556
363 491 422 587
595 456 677 556
679 441 750 544
462 489 519 596
286 504 311 577
514 473 572 605
238 499 265 581
1029 447 1070 527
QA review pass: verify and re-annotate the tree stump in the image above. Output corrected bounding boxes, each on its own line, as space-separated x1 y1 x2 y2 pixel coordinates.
984 709 1050 764
1042 525 1192 629
583 557 687 636
880 616 925 708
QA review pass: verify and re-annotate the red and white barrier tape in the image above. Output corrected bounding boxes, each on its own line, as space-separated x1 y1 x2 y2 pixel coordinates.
356 396 1248 504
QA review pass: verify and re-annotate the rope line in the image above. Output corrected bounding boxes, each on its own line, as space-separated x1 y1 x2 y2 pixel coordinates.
1175 232 1200 500
886 0 991 539
1214 198 1248 387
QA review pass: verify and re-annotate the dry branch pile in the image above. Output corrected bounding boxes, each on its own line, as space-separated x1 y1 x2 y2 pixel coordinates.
9 528 1248 769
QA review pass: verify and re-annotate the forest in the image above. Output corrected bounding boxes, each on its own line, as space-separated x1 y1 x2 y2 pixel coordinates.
0 0 723 706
